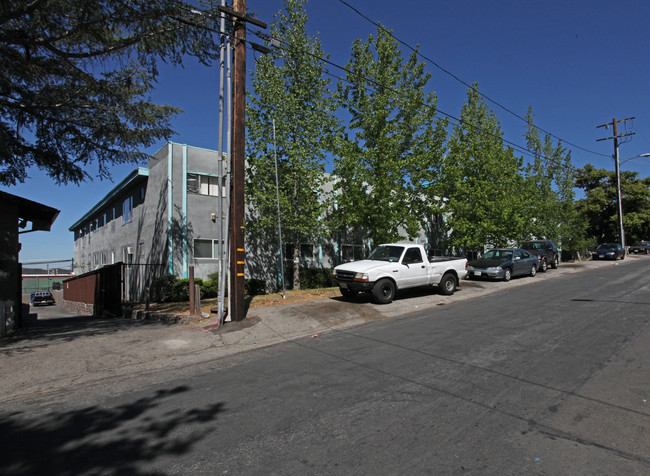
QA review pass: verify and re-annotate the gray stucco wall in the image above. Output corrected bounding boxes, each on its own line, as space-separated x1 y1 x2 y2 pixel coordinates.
71 143 229 300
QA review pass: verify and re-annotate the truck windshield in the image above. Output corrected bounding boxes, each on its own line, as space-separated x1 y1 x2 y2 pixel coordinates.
369 245 404 262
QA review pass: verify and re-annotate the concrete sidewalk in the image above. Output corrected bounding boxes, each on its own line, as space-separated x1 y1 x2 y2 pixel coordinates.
0 257 637 403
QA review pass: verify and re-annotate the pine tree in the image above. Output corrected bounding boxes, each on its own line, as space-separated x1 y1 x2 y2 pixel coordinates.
0 0 223 185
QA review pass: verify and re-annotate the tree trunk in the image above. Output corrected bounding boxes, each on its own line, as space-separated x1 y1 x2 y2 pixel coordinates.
293 240 301 290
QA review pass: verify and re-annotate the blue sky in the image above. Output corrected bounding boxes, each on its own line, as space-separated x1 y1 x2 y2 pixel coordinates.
5 0 650 263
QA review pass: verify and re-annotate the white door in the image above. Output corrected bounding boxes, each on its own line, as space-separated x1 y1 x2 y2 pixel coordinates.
399 247 429 288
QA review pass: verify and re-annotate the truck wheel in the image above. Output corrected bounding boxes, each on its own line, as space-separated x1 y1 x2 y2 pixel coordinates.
340 288 358 299
503 268 512 282
540 259 548 272
551 256 559 269
439 273 456 295
372 279 395 304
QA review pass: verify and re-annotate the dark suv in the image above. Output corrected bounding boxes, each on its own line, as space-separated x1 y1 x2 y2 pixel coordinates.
520 240 559 272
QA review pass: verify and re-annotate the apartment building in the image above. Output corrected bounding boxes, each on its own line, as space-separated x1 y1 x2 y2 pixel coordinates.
69 143 228 299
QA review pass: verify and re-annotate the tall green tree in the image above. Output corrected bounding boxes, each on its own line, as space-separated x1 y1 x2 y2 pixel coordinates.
440 84 526 251
331 24 447 248
523 107 555 239
246 0 338 289
0 0 222 185
523 107 586 254
575 164 650 244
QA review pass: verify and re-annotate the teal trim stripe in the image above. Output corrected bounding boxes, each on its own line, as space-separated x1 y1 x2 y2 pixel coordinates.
167 143 174 275
182 145 188 278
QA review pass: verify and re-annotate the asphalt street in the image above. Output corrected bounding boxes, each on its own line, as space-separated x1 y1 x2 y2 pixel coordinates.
1 257 648 475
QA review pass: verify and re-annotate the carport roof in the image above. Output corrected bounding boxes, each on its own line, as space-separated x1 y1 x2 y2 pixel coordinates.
0 190 60 233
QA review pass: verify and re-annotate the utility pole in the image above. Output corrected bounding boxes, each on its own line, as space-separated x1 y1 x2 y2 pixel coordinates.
230 0 246 322
219 0 267 322
597 117 635 255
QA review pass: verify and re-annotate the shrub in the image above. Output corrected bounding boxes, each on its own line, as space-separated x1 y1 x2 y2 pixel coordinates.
245 278 266 296
299 267 334 289
172 278 202 302
201 279 219 299
150 274 176 303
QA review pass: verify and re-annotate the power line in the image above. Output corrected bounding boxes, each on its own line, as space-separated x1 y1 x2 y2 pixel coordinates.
334 0 610 158
246 29 558 164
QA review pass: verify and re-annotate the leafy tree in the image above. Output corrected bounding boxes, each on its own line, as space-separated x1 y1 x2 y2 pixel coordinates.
575 164 650 244
1 0 222 185
523 107 555 239
246 0 338 289
440 84 526 251
523 107 587 256
332 24 447 247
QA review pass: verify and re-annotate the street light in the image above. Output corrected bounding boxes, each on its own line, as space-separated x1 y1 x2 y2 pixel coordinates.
620 152 650 167
614 152 650 255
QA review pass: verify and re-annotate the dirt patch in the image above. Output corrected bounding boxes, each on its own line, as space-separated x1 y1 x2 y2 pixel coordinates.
132 287 343 315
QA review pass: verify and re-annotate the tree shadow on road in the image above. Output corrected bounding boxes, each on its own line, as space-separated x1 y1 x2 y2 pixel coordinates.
0 385 225 475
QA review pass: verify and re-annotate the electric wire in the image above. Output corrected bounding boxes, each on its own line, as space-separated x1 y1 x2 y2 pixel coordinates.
245 27 559 165
334 0 610 158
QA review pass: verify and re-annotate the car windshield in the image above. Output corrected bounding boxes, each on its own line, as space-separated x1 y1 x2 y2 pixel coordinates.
483 250 513 260
523 242 543 250
368 245 404 262
597 244 617 250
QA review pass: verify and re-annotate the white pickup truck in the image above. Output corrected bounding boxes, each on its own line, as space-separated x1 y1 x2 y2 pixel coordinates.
331 243 468 304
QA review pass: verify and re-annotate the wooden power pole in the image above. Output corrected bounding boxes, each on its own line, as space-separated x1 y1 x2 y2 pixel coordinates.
220 0 267 321
597 117 636 254
230 0 247 322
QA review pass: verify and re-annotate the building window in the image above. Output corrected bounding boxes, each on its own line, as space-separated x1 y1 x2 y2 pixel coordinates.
101 252 107 265
123 247 134 266
194 239 223 259
301 244 315 263
188 173 225 197
122 196 133 224
342 244 365 262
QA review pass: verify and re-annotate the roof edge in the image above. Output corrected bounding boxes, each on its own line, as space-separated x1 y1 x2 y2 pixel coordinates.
68 167 149 231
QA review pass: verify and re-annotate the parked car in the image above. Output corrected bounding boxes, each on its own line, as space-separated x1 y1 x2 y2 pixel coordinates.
331 243 468 304
628 241 650 254
520 239 559 272
467 248 539 282
31 291 55 306
591 243 625 260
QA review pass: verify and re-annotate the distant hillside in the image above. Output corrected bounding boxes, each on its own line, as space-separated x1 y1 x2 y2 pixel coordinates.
23 267 72 275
